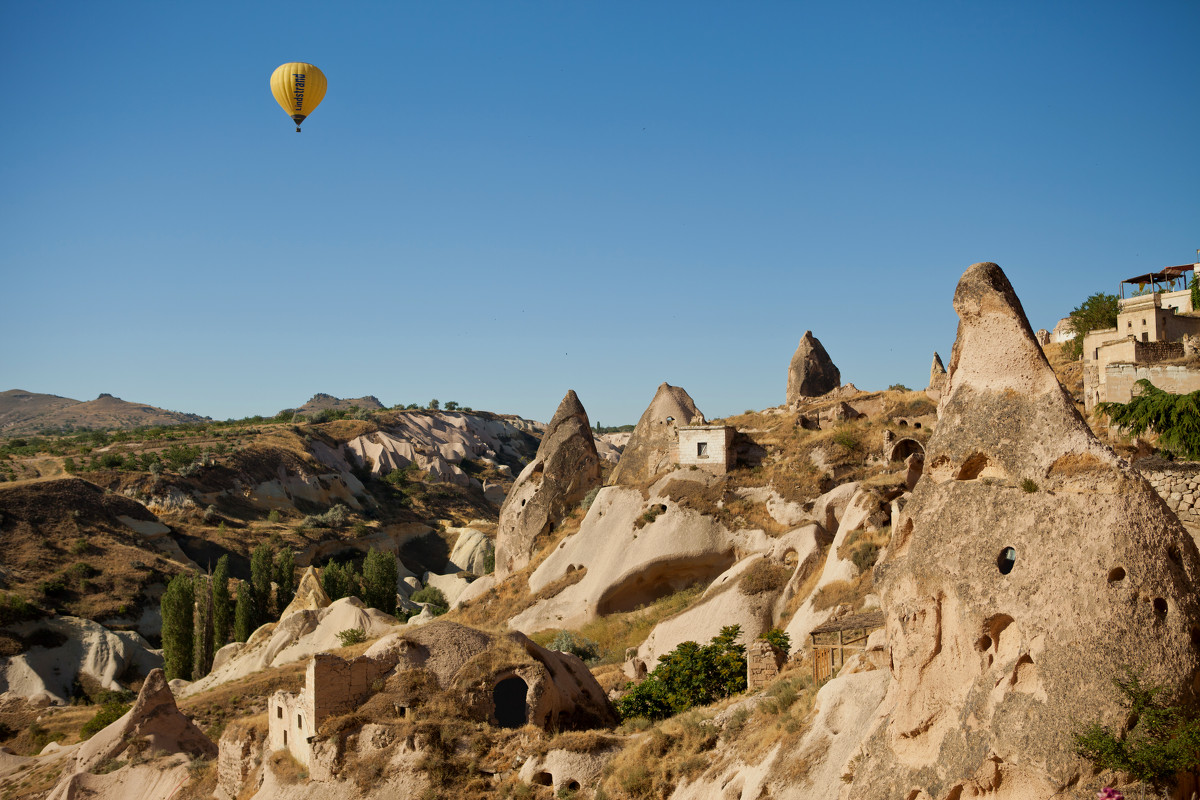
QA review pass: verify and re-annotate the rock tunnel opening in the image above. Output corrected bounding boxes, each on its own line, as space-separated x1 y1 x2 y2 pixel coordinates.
889 438 925 463
493 676 528 729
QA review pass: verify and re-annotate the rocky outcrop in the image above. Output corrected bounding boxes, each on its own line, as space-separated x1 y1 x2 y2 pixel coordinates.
448 527 495 575
786 331 840 404
278 566 331 620
69 668 215 774
927 351 947 395
495 391 602 578
0 616 162 703
846 263 1200 798
607 383 705 487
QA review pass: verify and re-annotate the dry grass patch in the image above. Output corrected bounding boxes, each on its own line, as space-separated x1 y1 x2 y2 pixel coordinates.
598 711 718 799
268 749 308 783
178 660 307 738
533 566 587 601
811 571 873 612
738 560 791 596
720 668 819 777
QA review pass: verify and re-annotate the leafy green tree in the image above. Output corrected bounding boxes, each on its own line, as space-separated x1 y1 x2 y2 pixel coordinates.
211 556 232 651
321 560 361 602
361 548 398 616
1064 291 1120 359
192 574 213 680
1074 668 1200 796
233 582 254 642
249 543 274 625
615 625 747 721
761 628 791 653
274 549 296 613
1099 380 1200 459
444 401 459 411
1192 274 1200 313
160 574 194 681
428 399 440 410
411 585 448 615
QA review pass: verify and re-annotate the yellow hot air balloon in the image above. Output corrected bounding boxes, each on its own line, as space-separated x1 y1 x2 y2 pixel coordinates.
270 62 327 132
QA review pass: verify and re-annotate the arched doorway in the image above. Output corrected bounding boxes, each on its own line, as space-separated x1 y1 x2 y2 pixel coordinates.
889 438 925 463
493 676 528 728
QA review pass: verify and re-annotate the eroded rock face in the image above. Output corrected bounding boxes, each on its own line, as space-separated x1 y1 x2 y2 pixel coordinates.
607 383 705 487
495 391 602 578
927 351 947 395
847 263 1200 799
786 331 840 404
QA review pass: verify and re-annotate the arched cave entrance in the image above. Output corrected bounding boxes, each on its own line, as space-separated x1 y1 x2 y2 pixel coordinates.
493 676 528 729
889 438 925 463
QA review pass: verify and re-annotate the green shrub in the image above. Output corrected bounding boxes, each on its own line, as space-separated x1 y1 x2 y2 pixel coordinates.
411 586 448 615
300 504 350 529
849 541 881 573
1099 380 1200 460
1074 667 1200 794
615 626 747 721
337 627 367 647
267 509 282 523
580 487 601 511
1021 478 1038 493
760 628 791 653
550 630 601 663
832 428 860 452
0 594 37 626
81 701 131 740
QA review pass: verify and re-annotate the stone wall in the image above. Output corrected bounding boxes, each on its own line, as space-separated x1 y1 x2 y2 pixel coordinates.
1104 363 1200 407
1136 460 1200 526
1134 340 1185 363
677 426 735 473
268 651 396 769
747 639 786 690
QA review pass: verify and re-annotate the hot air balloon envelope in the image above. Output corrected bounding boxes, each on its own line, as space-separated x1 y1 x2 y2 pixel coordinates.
270 63 327 132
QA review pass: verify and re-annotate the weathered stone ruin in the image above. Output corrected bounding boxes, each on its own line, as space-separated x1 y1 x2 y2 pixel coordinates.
746 638 787 690
606 382 705 486
495 389 602 577
266 621 615 781
846 262 1200 799
786 330 840 404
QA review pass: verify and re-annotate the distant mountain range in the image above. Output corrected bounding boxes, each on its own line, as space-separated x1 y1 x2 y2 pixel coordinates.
0 390 212 436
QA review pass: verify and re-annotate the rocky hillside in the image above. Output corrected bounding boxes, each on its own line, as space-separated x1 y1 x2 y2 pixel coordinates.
3 266 1199 800
0 390 211 435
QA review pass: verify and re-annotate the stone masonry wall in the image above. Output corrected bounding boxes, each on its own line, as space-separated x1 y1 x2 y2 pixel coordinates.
677 426 735 473
1105 363 1200 407
1136 460 1200 526
747 640 786 691
309 652 394 724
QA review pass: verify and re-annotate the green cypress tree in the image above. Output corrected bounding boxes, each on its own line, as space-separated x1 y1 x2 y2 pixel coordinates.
191 574 213 680
321 560 346 601
211 555 232 651
274 549 296 614
250 543 274 625
160 573 194 681
361 548 398 616
233 581 254 643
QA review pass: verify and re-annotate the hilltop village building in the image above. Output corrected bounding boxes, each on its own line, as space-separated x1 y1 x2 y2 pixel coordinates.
676 425 736 473
1081 263 1200 412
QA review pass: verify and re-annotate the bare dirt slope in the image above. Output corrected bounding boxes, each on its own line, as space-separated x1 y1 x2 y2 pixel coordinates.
0 390 209 435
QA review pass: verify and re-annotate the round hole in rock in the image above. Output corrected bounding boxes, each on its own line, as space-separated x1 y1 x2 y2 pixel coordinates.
493 676 528 729
566 780 581 791
1154 598 1168 617
996 547 1016 575
1107 567 1126 583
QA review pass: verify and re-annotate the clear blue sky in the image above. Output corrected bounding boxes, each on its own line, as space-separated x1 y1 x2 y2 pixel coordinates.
2 2 1197 425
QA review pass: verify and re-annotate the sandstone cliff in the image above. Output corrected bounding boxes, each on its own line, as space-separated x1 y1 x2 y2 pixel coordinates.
786 331 840 404
846 263 1200 799
606 383 704 487
495 390 602 578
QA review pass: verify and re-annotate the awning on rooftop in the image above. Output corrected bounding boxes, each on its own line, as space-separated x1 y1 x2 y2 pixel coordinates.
1121 265 1195 286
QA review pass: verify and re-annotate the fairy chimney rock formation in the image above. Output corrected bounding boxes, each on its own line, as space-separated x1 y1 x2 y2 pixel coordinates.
607 383 705 486
847 262 1200 799
495 390 601 578
786 331 840 405
927 351 948 396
